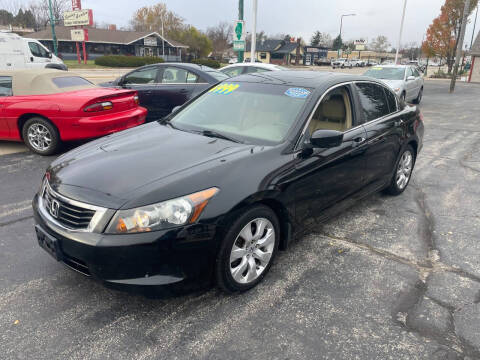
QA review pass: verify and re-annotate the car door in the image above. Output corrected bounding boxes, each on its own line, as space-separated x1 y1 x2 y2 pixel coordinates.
293 83 368 226
120 66 160 121
354 82 404 188
412 67 423 97
405 67 418 101
185 71 211 100
0 76 13 139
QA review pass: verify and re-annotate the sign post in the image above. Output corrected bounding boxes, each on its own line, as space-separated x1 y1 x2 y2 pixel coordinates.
234 20 246 58
65 1 93 64
236 0 245 63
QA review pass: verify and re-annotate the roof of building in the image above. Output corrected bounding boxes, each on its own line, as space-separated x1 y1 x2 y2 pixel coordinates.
273 42 299 54
26 26 188 48
471 32 480 56
246 39 301 54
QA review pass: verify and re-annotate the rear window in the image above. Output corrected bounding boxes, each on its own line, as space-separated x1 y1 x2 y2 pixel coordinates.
52 76 92 88
205 71 229 81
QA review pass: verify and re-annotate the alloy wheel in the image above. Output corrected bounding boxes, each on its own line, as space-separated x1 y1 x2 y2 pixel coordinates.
27 123 52 152
396 150 413 190
229 218 275 284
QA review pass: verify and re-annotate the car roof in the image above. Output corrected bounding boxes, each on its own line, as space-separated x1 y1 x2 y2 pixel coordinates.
221 63 283 70
227 70 385 89
0 69 96 95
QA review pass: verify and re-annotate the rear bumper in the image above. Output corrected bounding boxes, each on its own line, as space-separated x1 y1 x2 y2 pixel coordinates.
32 194 219 288
60 107 147 141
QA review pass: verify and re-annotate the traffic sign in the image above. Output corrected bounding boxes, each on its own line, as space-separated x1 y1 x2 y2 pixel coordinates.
234 20 245 41
233 40 245 51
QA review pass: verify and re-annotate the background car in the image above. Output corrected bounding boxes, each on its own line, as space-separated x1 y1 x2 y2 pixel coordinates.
331 58 353 69
243 58 263 63
350 59 365 67
220 63 287 77
0 69 146 155
364 65 424 103
228 58 238 64
34 71 423 293
101 63 229 122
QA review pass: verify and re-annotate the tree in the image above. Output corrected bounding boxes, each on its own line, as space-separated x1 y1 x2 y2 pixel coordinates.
400 41 421 60
369 35 390 52
27 0 69 28
0 9 14 25
310 31 321 46
310 31 332 47
423 12 456 71
173 26 212 58
206 21 233 59
130 3 185 38
332 35 343 50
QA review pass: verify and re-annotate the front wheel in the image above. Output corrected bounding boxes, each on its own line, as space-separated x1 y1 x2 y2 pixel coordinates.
216 205 280 293
413 87 423 104
385 145 415 195
22 117 61 156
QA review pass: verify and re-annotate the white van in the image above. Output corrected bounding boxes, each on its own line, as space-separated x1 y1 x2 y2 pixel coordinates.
0 32 67 71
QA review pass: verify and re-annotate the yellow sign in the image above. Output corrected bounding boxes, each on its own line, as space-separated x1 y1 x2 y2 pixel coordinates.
209 83 240 95
64 9 93 27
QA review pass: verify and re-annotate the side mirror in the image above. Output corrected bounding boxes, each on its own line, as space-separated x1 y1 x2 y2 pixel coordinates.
309 129 344 148
407 76 415 81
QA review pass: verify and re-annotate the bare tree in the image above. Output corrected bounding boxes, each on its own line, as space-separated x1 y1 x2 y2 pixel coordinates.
206 21 233 59
28 0 70 29
369 35 391 52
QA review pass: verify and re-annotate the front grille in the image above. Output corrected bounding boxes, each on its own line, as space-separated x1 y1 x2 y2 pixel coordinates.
42 186 95 230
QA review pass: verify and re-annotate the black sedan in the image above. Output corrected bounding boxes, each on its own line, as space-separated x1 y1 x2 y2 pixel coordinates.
101 63 229 122
33 71 424 293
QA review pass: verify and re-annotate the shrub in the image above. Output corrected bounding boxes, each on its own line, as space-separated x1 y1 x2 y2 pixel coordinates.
190 58 221 69
94 55 164 68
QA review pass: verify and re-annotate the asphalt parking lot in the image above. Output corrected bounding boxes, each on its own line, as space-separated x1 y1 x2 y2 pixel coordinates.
1 80 480 359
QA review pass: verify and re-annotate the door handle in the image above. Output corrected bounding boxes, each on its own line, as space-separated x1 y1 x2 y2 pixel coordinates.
352 136 366 147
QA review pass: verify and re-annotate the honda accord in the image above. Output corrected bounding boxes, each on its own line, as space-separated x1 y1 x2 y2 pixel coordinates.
33 71 424 293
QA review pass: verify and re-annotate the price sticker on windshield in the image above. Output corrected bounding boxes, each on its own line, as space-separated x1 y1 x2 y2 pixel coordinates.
209 83 240 95
285 88 311 99
372 67 383 70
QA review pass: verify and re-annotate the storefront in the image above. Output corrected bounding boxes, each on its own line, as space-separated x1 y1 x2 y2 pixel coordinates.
27 26 188 61
303 46 328 65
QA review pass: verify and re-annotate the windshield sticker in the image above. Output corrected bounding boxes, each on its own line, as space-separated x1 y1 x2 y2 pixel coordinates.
285 88 311 99
371 67 383 70
209 83 240 95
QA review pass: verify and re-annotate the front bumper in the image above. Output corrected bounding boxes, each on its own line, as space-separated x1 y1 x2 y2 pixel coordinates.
33 194 219 287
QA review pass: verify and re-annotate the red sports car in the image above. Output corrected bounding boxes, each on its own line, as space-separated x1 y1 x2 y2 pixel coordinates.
0 70 147 155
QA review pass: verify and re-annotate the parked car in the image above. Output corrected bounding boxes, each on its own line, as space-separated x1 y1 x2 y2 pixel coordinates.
366 61 379 67
331 58 353 69
0 69 146 155
100 63 229 122
228 58 238 64
364 65 424 103
220 63 287 77
243 58 263 63
350 59 365 67
0 32 67 71
33 71 424 293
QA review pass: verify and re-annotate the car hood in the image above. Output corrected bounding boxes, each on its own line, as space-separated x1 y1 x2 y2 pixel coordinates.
378 79 404 91
47 122 254 209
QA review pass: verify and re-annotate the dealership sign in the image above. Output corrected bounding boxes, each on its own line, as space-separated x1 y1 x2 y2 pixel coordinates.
64 9 93 26
71 29 88 42
144 37 158 46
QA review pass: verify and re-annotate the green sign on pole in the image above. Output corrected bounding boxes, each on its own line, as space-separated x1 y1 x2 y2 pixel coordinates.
234 20 245 54
237 0 244 63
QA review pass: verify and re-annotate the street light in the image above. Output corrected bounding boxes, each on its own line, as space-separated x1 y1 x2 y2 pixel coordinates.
250 0 258 63
338 13 356 57
395 0 408 65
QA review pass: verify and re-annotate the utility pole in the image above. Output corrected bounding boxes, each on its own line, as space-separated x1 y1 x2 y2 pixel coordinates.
250 0 258 63
238 0 244 63
162 14 165 59
450 0 471 93
338 14 355 58
395 0 408 64
48 0 58 56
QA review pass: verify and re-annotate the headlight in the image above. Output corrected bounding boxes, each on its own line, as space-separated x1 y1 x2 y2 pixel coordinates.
106 187 219 234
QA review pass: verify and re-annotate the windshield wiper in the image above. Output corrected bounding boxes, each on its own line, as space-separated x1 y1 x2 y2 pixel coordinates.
200 130 243 144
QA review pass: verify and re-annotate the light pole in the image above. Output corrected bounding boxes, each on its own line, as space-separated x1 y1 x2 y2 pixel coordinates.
161 14 165 59
250 0 258 63
238 0 244 63
338 14 355 57
395 0 408 65
48 0 58 56
470 4 478 50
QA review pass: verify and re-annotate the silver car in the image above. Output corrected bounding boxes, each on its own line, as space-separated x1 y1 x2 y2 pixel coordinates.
363 65 424 104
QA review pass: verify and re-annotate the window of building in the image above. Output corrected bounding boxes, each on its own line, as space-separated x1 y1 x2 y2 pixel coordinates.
260 52 267 60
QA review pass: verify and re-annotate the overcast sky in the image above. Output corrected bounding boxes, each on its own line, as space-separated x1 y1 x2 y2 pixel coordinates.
9 0 480 48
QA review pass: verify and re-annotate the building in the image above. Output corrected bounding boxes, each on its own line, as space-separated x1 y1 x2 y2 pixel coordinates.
244 39 304 66
26 26 188 61
469 32 480 83
303 46 329 65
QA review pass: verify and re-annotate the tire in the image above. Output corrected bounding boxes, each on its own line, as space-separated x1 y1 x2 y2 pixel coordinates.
401 92 406 103
216 205 280 293
413 87 423 104
22 117 61 156
384 145 415 196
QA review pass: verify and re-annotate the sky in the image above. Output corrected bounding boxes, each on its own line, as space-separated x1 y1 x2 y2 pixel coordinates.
7 0 480 48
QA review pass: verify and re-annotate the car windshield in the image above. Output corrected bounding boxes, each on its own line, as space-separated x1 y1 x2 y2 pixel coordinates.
169 82 311 145
364 67 405 80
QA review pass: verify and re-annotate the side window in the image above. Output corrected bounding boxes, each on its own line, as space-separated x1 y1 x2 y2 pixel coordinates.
161 67 188 83
308 85 354 134
186 72 199 84
0 76 13 96
28 42 49 58
355 83 390 122
123 67 158 84
407 67 414 78
383 87 398 113
413 68 420 77
222 67 244 77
